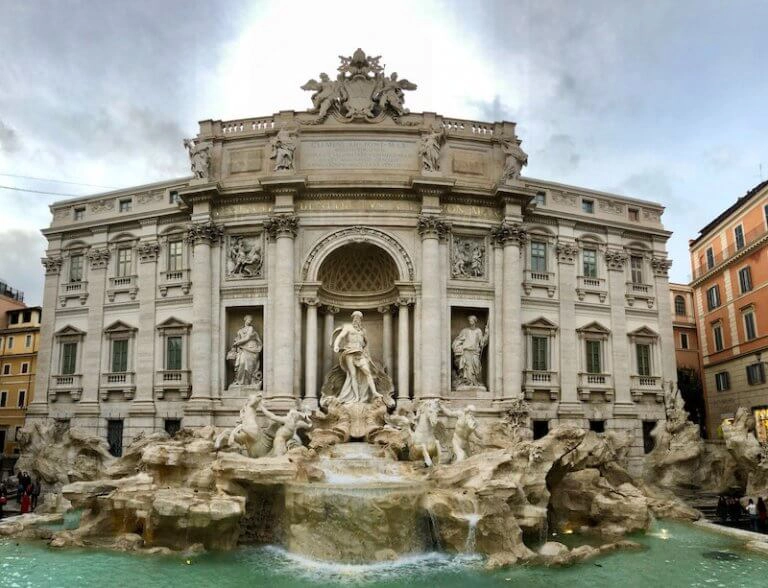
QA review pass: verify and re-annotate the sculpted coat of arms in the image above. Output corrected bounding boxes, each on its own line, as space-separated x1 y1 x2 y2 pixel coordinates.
301 48 417 124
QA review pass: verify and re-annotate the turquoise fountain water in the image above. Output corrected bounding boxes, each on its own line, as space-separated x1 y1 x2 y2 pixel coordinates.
1 521 766 587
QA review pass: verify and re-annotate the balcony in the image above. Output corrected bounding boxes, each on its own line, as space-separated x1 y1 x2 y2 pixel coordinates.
154 370 192 399
58 281 89 307
523 370 559 401
99 371 136 400
630 375 664 403
49 374 82 402
107 275 138 302
159 269 191 297
577 372 614 402
576 275 607 303
693 224 768 280
523 269 556 298
625 282 655 309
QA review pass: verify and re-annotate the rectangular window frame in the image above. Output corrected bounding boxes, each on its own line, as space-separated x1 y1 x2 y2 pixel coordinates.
73 207 85 221
69 254 84 283
581 199 594 214
1 365 9 376
530 241 548 273
167 239 183 272
116 247 132 277
533 191 546 206
628 207 640 222
118 198 132 213
680 333 689 349
17 390 26 408
166 336 183 371
111 339 129 373
630 255 644 284
715 371 730 391
636 343 652 376
585 339 602 374
713 322 724 352
707 285 721 310
747 363 766 386
61 342 78 375
582 248 598 278
20 362 28 375
0 391 6 407
738 266 753 294
734 224 745 250
706 247 715 270
744 308 758 341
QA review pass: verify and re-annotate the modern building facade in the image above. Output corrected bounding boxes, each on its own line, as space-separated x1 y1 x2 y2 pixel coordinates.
28 50 676 469
0 306 40 464
689 180 768 439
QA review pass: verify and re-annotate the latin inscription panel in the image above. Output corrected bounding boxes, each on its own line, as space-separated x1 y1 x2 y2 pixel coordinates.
300 140 417 170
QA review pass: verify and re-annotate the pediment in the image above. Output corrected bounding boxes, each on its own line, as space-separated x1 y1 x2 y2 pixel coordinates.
54 325 86 337
523 316 559 331
103 320 137 334
628 326 659 338
156 316 192 331
576 321 611 334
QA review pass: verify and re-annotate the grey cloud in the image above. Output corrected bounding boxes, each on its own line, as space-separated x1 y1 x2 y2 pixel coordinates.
0 120 21 153
0 229 46 306
532 134 581 175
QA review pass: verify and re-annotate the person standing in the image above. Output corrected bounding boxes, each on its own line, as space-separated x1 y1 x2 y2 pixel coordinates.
31 478 41 511
747 499 758 532
0 480 7 520
716 496 727 524
757 497 767 533
19 485 31 514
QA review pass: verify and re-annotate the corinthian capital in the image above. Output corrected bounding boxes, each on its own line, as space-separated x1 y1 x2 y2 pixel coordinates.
491 221 528 246
136 241 161 263
651 256 673 277
417 214 450 239
185 221 223 245
604 248 628 271
555 241 579 264
41 256 63 275
87 248 111 269
264 213 299 239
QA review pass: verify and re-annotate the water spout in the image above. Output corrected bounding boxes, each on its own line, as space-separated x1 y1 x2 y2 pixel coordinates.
456 513 481 554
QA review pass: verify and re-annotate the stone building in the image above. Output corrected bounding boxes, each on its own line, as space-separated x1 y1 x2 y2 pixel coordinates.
0 305 40 466
29 50 675 467
689 179 768 439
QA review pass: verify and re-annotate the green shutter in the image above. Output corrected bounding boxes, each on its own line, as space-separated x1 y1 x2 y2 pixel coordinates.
112 340 128 372
636 344 651 376
532 336 548 371
586 340 601 373
167 337 182 370
62 342 77 375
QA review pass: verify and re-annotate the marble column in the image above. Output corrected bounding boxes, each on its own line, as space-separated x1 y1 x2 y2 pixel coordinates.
397 299 411 399
493 221 527 400
186 223 221 412
652 256 676 388
322 306 339 381
556 239 579 404
303 297 319 406
265 214 299 402
379 305 393 375
605 246 631 404
417 215 449 399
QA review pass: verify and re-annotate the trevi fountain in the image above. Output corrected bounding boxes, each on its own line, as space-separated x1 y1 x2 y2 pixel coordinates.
4 50 768 586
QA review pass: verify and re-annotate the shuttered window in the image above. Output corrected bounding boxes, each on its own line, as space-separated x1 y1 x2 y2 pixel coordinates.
586 340 601 373
636 344 651 376
531 336 548 371
166 336 182 370
111 339 128 373
61 342 77 375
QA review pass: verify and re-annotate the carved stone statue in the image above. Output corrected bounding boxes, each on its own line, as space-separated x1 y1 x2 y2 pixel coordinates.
261 403 312 456
300 72 343 120
228 236 262 278
227 315 262 389
183 138 212 180
501 138 528 182
419 127 444 172
269 127 297 171
452 237 486 278
409 399 442 467
440 402 479 462
374 72 416 116
451 316 489 389
326 311 392 406
214 393 273 458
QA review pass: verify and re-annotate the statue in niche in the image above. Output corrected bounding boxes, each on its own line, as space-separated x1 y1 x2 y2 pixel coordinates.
419 126 444 172
321 311 394 407
228 236 262 278
227 315 263 389
269 127 297 171
261 403 312 456
440 402 480 462
451 315 489 389
183 138 212 180
501 138 528 182
452 237 486 279
374 72 417 116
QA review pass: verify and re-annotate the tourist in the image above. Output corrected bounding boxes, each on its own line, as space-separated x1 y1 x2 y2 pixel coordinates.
758 497 767 533
19 485 31 514
31 478 41 511
746 499 758 531
729 496 742 524
0 479 7 519
716 496 727 523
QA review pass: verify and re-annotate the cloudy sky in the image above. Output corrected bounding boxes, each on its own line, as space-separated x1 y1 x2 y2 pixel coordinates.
1 0 766 304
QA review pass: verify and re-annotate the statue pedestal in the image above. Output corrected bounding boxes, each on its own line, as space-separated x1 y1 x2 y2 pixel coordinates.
226 383 263 398
451 385 486 398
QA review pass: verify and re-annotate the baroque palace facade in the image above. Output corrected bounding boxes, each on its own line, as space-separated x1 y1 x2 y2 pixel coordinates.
29 50 675 466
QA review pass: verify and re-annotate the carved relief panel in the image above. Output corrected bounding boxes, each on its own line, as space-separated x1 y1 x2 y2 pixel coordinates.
451 235 487 280
226 233 264 279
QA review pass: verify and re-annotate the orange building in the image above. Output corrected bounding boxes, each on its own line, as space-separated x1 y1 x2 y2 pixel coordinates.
0 280 25 328
0 305 40 466
689 180 768 439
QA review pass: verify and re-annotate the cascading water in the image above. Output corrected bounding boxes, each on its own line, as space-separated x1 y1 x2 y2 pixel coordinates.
456 513 481 554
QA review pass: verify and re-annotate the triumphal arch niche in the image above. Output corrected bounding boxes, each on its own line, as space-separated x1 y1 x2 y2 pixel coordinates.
36 48 674 462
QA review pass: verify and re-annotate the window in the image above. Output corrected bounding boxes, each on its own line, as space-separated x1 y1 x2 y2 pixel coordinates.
642 421 656 454
111 339 128 372
6 336 13 349
22 310 31 323
628 208 639 222
744 309 758 341
533 420 549 440
17 390 25 408
167 240 183 272
734 225 745 250
589 420 605 433
680 333 689 349
119 199 132 213
530 242 547 272
636 343 652 376
531 336 548 371
169 190 180 204
166 336 182 370
630 255 644 284
674 295 686 315
2 365 9 376
739 266 752 293
73 207 85 221
715 371 730 391
706 285 721 310
116 247 132 277
747 363 766 386
586 340 602 373
165 419 182 437
582 249 597 278
69 254 84 282
713 323 724 352
582 199 594 214
107 419 124 457
765 204 768 228
24 335 31 348
20 363 28 375
61 342 78 375
533 191 546 206
706 247 715 270
0 391 6 407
